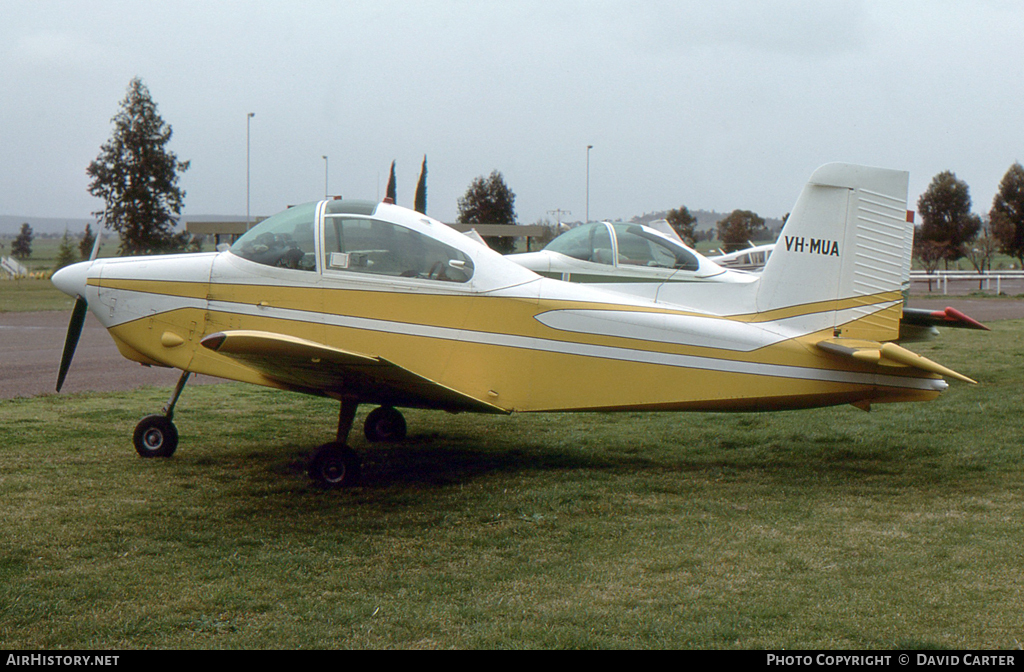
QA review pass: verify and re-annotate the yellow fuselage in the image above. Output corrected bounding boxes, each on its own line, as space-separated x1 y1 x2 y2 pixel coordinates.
89 253 943 415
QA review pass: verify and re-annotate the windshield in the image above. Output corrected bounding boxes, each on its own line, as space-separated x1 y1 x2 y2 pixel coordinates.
612 224 699 271
230 202 318 271
543 223 614 264
324 215 474 282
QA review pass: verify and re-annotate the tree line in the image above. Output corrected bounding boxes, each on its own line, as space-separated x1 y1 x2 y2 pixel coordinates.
664 166 1024 267
914 165 1024 274
79 78 523 259
56 77 824 260
70 78 1024 269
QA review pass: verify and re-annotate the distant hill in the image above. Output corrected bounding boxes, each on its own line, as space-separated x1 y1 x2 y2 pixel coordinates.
0 215 95 237
0 214 245 237
3 209 785 240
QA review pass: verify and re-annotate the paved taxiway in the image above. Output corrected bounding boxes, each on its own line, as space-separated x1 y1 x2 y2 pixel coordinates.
0 311 221 400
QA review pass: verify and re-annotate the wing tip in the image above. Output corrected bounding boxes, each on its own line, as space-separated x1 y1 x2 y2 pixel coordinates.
943 306 990 331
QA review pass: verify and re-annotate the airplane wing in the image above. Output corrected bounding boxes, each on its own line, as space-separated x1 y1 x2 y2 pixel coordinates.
814 338 977 384
200 330 507 414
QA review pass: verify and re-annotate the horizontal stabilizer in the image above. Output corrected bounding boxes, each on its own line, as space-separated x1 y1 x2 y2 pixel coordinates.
815 338 976 384
902 306 990 331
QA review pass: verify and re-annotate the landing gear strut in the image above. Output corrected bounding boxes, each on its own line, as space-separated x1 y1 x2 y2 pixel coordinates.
129 376 408 487
308 402 409 488
308 399 362 489
133 371 190 458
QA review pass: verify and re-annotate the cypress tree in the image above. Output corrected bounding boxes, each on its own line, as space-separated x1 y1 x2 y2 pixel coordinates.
385 161 397 202
414 155 428 214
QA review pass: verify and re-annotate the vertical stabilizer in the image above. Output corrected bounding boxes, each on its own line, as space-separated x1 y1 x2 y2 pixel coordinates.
756 164 911 341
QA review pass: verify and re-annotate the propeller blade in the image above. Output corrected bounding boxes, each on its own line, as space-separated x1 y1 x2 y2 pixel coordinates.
56 295 88 392
89 228 102 261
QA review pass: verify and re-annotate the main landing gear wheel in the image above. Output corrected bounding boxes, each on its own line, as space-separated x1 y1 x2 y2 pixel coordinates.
308 442 362 488
133 415 179 458
364 406 407 443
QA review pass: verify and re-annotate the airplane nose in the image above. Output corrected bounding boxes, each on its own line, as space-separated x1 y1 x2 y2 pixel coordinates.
51 260 92 298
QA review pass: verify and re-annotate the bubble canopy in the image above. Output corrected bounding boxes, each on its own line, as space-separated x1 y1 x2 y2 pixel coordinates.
230 202 319 271
229 200 475 282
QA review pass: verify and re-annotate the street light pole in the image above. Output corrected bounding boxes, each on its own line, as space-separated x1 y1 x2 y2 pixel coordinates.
586 144 593 223
547 208 571 228
246 112 255 226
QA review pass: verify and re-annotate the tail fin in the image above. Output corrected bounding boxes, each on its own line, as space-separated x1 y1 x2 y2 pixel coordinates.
756 163 912 341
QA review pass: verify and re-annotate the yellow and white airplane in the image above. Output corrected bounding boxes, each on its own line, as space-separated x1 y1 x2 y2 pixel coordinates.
52 163 976 488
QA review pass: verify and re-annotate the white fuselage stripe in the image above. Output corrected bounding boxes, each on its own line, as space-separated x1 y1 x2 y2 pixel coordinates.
99 287 945 393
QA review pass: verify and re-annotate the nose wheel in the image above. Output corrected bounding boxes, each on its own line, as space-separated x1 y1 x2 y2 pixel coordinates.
132 371 189 459
133 415 179 457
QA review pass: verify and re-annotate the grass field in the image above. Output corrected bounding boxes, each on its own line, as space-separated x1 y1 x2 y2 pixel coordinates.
1 320 1023 649
0 278 76 312
0 236 125 274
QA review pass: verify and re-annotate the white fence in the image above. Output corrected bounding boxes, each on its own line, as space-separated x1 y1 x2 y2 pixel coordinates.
1 256 28 278
910 271 1024 295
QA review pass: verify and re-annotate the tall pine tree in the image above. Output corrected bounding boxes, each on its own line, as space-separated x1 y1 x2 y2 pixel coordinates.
54 230 79 273
12 223 33 260
86 78 191 256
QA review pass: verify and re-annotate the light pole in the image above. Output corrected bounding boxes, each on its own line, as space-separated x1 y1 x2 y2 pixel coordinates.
548 208 571 229
586 144 593 222
246 112 255 226
322 155 329 197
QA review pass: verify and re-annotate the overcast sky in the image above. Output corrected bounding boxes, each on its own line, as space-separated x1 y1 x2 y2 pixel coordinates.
2 1 1022 227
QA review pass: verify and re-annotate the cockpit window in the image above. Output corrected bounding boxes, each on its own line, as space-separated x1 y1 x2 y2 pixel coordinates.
230 202 318 271
612 224 699 271
323 216 474 282
543 223 614 265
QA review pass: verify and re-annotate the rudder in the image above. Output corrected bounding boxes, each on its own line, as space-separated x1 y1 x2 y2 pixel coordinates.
756 163 911 342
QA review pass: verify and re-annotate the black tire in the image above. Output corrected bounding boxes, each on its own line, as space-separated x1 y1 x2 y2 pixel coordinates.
133 415 178 458
308 442 362 488
363 406 407 443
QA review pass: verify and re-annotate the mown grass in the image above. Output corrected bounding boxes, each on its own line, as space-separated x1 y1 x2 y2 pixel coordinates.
0 277 76 312
0 236 125 274
1 237 104 312
1 323 1023 649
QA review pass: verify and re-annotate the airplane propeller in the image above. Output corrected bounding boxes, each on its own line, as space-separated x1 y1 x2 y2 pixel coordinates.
56 295 88 392
54 230 102 392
